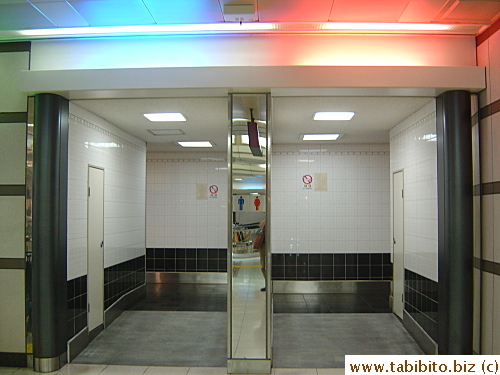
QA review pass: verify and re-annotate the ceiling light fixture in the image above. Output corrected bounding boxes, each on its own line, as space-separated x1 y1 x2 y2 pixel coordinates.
147 129 185 136
6 22 482 41
313 112 355 120
177 141 213 148
301 134 342 141
144 113 186 122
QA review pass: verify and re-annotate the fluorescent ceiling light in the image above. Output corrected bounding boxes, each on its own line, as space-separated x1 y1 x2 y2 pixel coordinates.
147 129 184 136
313 112 355 120
144 113 186 122
9 22 482 41
258 164 266 168
321 22 453 32
234 178 243 181
177 141 213 148
302 134 341 141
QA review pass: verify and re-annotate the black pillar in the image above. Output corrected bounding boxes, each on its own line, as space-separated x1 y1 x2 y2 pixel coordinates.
32 93 69 372
436 90 473 354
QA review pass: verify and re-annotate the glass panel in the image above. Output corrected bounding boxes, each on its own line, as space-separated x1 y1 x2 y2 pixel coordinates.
229 93 269 359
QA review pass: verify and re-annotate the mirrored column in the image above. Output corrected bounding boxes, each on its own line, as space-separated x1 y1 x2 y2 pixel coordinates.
228 94 271 374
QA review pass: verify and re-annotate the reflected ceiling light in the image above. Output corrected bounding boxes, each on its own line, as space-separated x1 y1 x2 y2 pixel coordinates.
313 112 354 120
177 141 213 147
258 164 266 168
144 113 186 122
147 129 184 136
420 133 437 141
301 134 342 141
234 178 243 181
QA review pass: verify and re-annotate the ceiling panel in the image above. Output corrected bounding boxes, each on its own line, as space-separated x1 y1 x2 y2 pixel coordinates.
438 0 500 23
0 0 29 4
34 2 88 27
71 95 434 152
0 3 55 30
398 0 449 22
143 0 224 24
258 0 334 22
272 96 433 144
72 97 229 152
329 0 411 22
28 0 69 3
68 0 155 26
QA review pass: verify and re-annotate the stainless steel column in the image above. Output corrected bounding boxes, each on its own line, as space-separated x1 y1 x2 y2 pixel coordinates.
436 90 473 354
32 93 69 372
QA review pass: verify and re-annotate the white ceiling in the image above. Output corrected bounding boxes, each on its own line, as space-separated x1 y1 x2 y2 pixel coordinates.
72 96 433 152
1 0 500 32
3 0 491 153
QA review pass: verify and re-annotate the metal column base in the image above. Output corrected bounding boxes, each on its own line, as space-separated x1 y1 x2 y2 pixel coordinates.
228 359 271 374
34 353 67 373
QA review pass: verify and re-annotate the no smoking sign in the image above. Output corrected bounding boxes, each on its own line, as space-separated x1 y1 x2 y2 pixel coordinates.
209 184 219 198
302 174 313 189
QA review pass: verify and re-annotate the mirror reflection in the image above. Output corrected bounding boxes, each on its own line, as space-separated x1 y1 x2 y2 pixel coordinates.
230 94 268 359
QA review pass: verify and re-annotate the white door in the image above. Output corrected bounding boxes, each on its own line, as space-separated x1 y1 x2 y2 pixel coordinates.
393 170 404 319
88 166 104 332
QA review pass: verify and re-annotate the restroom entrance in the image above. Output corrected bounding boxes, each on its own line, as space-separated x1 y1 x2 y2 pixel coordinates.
66 93 436 369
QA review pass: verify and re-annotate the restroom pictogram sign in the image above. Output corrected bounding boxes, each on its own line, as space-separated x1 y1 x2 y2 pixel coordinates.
209 185 219 198
302 174 313 189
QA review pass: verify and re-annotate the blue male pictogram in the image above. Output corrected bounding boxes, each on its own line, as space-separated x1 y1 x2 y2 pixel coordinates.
238 196 245 210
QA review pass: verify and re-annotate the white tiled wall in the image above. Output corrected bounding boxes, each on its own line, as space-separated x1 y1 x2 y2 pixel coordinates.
0 52 29 112
390 100 438 282
270 144 391 254
0 123 27 259
477 24 500 355
0 50 28 355
67 103 146 280
0 269 25 353
146 152 228 249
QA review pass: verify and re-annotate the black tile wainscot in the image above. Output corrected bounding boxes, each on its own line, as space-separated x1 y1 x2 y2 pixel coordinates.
67 275 87 341
146 248 227 273
404 269 438 342
271 253 392 281
104 255 146 310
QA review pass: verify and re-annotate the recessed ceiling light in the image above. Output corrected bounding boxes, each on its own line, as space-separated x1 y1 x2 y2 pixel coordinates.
313 112 355 121
177 141 213 148
147 129 185 136
144 113 186 122
301 134 342 141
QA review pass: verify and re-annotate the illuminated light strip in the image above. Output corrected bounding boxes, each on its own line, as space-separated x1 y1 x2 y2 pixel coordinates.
18 23 274 37
7 22 484 40
321 22 453 31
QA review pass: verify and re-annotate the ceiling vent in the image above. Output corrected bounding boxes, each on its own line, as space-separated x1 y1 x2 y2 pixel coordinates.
223 4 256 22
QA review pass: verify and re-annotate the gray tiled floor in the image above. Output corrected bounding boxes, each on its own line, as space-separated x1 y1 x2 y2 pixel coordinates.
273 314 424 368
74 311 422 368
74 312 227 367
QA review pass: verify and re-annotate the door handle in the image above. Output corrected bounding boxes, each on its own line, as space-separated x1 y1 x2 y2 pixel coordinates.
100 241 104 248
